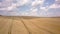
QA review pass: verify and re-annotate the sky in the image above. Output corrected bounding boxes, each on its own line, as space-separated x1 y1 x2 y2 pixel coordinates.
0 0 60 17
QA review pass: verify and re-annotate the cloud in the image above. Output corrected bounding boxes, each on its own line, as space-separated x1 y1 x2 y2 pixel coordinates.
0 0 30 11
21 12 29 16
55 0 60 6
0 0 32 16
21 8 38 16
48 0 60 9
14 0 29 6
55 0 60 1
39 0 60 11
0 0 13 11
40 7 48 11
29 8 38 15
0 4 16 11
0 0 60 17
31 0 44 7
49 4 60 8
8 12 20 16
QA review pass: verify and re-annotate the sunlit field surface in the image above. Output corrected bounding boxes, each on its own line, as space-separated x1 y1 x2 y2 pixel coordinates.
0 16 60 34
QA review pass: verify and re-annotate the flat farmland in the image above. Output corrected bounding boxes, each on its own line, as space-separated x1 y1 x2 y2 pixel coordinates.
0 16 60 34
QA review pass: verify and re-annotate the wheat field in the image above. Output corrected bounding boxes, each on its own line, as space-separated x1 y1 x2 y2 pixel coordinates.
0 16 60 34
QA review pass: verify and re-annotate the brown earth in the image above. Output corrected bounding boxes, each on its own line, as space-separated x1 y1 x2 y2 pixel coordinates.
0 16 60 34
